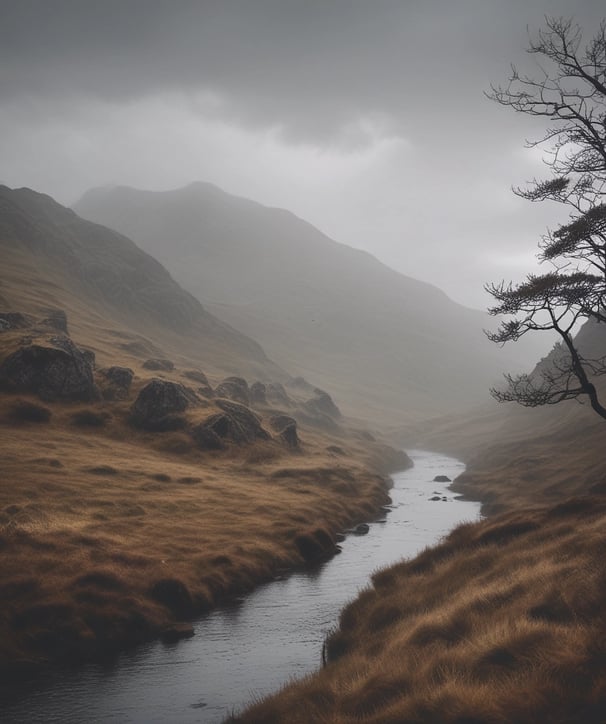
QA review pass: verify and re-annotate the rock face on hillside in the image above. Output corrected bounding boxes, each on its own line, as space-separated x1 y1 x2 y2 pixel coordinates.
98 366 134 400
304 389 341 419
215 377 250 406
214 398 270 443
0 325 98 402
269 414 299 448
130 379 199 430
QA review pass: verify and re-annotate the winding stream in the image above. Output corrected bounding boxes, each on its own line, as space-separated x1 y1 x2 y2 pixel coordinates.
2 450 481 723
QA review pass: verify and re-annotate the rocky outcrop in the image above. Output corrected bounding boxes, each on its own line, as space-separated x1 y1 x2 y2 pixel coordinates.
0 312 31 331
130 379 198 431
142 358 174 372
249 381 267 405
182 370 213 397
305 389 341 419
266 382 293 407
0 334 98 402
190 422 225 451
269 414 299 448
215 376 249 406
191 398 271 448
214 398 270 443
98 366 134 400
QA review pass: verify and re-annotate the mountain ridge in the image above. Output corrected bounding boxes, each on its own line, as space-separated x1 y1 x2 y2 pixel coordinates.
75 182 548 425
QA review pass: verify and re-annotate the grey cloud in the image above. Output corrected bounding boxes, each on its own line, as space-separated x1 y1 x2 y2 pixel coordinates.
1 0 603 144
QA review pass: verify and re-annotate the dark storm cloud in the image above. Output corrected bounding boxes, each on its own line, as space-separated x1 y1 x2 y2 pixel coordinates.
1 0 605 310
1 0 602 144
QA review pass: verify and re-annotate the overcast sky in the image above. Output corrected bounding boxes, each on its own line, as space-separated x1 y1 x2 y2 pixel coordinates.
1 0 604 308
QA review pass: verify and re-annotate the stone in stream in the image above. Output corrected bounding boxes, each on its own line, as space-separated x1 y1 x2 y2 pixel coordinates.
433 475 451 482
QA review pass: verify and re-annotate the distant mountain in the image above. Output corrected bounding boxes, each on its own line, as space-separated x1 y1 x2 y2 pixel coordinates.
0 185 281 380
75 182 542 425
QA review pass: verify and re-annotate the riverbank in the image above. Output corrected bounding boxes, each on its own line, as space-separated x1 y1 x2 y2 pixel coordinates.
233 397 606 722
234 494 606 723
0 396 405 676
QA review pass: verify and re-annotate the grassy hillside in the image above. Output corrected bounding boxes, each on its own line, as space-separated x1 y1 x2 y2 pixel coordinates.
74 182 548 426
235 496 606 723
233 369 606 721
0 186 408 674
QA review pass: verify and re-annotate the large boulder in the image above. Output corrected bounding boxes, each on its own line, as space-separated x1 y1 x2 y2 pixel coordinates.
0 335 98 402
0 312 31 331
249 381 267 406
130 379 198 430
190 421 225 451
305 389 341 419
215 376 249 406
98 366 134 400
142 358 174 372
266 382 293 407
182 369 213 397
214 398 270 443
269 414 299 449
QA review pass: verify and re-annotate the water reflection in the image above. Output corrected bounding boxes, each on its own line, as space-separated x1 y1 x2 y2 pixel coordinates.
1 451 480 724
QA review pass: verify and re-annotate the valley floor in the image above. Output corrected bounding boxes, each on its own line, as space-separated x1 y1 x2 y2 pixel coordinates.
233 405 606 723
234 495 606 723
0 401 397 675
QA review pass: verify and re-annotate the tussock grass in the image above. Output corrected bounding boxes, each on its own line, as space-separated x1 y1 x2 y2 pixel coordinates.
235 498 606 723
0 392 391 673
8 399 51 423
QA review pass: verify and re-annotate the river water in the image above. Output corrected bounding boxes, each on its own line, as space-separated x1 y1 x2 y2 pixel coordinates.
2 450 481 723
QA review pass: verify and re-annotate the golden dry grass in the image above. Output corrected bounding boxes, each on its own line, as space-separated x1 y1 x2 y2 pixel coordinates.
234 498 606 723
0 391 391 673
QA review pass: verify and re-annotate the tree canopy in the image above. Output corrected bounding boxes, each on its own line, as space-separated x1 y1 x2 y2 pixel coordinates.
486 17 606 420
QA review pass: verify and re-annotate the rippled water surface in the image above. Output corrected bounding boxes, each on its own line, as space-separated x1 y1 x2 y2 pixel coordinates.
2 450 481 723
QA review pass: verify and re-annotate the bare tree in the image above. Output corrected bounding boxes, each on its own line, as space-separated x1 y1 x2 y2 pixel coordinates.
486 17 606 420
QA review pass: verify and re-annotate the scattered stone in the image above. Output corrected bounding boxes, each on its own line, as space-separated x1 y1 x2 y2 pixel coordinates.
190 422 225 450
182 370 213 397
0 312 30 331
142 358 174 372
130 379 198 430
249 381 267 405
433 475 452 482
430 495 442 501
290 376 313 391
266 382 293 407
215 377 249 406
352 523 370 535
182 369 209 385
98 366 134 400
305 389 342 419
0 335 98 401
215 398 270 443
269 414 299 448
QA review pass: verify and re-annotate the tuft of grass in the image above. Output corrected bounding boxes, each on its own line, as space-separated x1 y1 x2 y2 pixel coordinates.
70 409 110 428
235 498 606 723
8 400 51 423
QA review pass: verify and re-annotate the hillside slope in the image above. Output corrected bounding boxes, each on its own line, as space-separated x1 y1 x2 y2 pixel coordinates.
0 185 279 380
75 183 546 426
